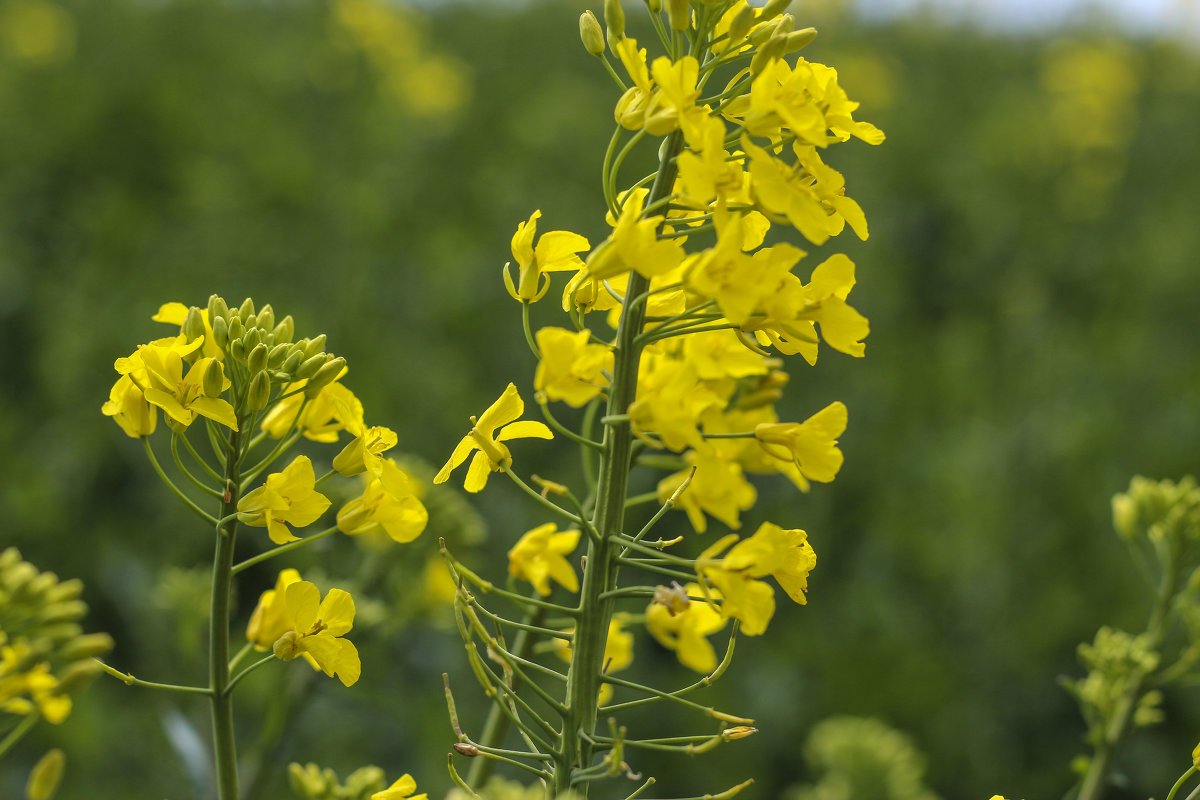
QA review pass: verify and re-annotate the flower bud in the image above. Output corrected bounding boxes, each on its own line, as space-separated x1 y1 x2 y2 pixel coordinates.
722 726 757 741
725 4 755 50
182 307 206 344
207 294 229 324
294 353 328 380
212 315 229 350
758 0 791 22
580 11 605 56
58 632 114 662
305 356 346 399
242 327 262 353
53 658 102 695
26 749 65 800
273 630 301 661
665 0 689 31
750 33 786 75
247 370 271 411
247 343 268 375
37 600 88 626
784 26 817 53
43 578 83 604
304 333 327 360
280 350 303 377
237 297 255 320
272 315 295 344
256 304 275 332
646 0 661 11
202 358 225 398
229 338 246 362
227 316 245 344
267 342 291 369
604 0 625 45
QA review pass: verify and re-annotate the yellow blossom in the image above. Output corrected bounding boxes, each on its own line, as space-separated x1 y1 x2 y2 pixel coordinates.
101 374 156 438
271 580 361 687
646 582 726 672
434 383 552 493
503 210 590 302
658 449 757 533
138 344 237 431
260 377 351 442
238 456 333 544
373 774 428 800
556 618 634 705
753 401 847 491
330 388 397 478
533 327 613 407
585 190 685 281
508 523 581 595
246 568 303 650
337 459 428 543
696 534 776 636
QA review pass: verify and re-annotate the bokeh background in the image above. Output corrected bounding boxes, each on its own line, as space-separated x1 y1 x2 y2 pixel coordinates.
1 0 1198 797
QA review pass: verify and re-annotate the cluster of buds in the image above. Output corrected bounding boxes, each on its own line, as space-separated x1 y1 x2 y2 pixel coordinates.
0 548 112 724
1065 626 1165 740
203 295 346 411
1112 476 1200 550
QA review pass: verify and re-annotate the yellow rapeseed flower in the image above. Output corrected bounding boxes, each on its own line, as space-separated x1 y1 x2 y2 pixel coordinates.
434 383 552 493
238 456 333 544
508 523 581 595
271 580 361 687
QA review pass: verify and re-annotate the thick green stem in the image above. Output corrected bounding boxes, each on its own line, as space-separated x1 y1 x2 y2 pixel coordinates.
557 130 685 796
211 426 243 800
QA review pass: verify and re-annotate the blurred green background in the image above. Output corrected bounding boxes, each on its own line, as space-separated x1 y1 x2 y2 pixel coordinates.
1 0 1198 797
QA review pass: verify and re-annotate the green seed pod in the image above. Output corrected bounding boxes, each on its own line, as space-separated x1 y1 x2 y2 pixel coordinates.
304 356 346 399
247 370 271 411
272 315 295 344
26 749 65 800
202 359 225 398
207 294 229 324
182 307 206 343
303 334 327 360
294 353 328 381
256 304 275 332
212 315 229 350
665 0 689 30
783 26 816 53
237 297 255 320
247 343 269 375
267 342 291 369
580 11 605 56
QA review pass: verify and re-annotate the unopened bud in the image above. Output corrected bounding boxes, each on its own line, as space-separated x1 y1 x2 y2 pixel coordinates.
784 27 817 53
53 659 102 695
294 353 328 380
272 315 294 343
303 334 327 360
267 342 290 369
247 371 271 411
227 316 245 344
37 600 88 626
43 578 82 605
273 630 301 661
212 315 229 350
229 338 246 362
305 356 346 399
237 297 255 320
750 34 786 75
722 726 757 741
247 343 268 375
207 294 229 323
182 307 206 343
202 358 225 398
665 0 689 30
242 327 262 353
580 11 605 55
604 0 625 44
759 0 791 22
26 748 65 800
280 350 303 377
256 304 274 332
726 4 756 49
58 632 114 662
453 743 480 757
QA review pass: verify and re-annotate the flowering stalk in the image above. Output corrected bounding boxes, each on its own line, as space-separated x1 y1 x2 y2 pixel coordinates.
438 1 882 796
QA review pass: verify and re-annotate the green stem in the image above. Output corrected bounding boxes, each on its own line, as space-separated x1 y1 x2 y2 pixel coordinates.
557 129 686 797
231 525 339 575
143 437 219 526
94 659 212 696
225 654 277 696
210 425 244 800
1167 767 1197 800
0 712 39 759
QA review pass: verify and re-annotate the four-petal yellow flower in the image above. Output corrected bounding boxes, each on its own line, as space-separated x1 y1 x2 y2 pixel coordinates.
434 383 552 493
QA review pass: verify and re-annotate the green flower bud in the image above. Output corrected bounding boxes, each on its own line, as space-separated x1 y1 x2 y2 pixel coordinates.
37 600 88 626
305 356 346 399
267 342 291 369
726 4 756 49
256 303 275 332
604 0 625 46
759 0 791 22
182 307 206 344
287 763 327 798
646 0 661 12
242 313 258 331
242 327 262 353
665 0 689 30
580 11 605 56
207 294 229 324
294 353 328 381
229 339 246 362
26 749 65 800
227 316 245 344
43 578 83 605
272 315 295 343
750 33 786 75
212 315 229 350
53 658 102 695
202 358 225 398
237 297 255 320
303 334 327 360
280 350 303 377
57 632 114 662
784 26 817 53
247 343 269 375
247 370 271 411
